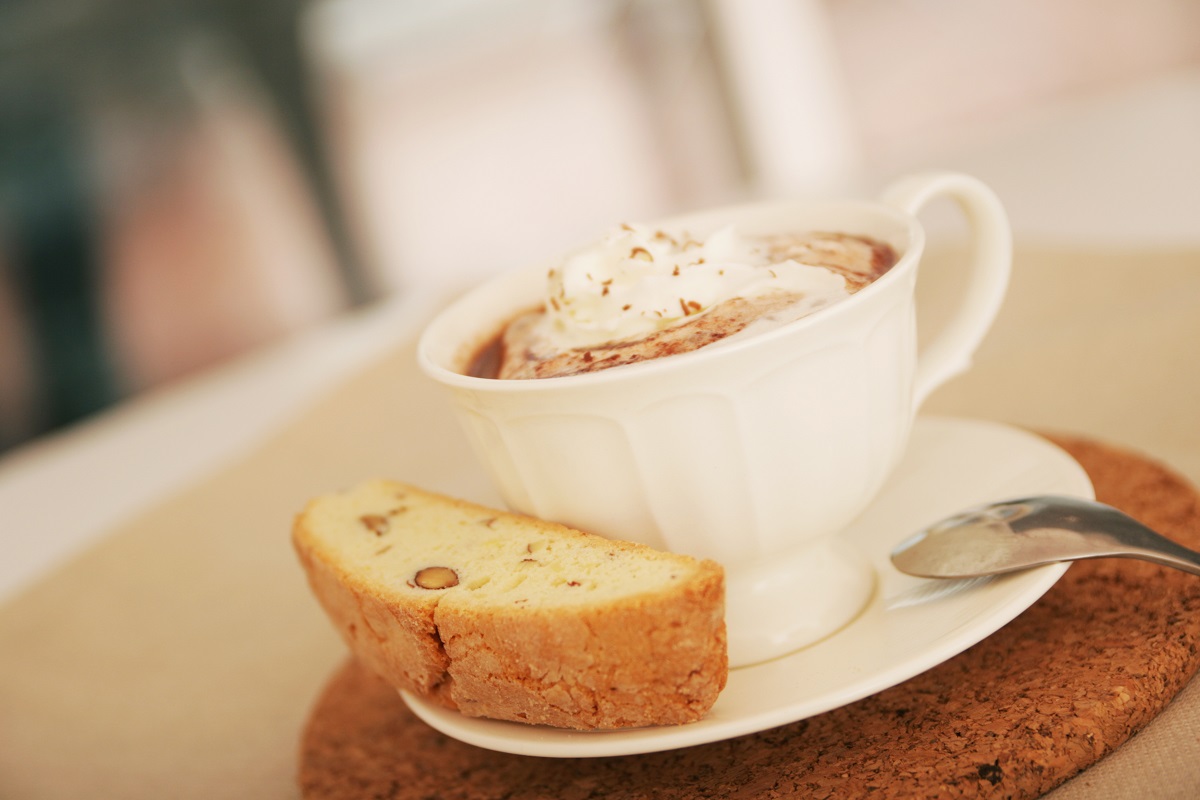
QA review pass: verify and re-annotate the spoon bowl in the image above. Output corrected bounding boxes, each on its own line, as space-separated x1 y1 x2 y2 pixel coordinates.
891 495 1200 579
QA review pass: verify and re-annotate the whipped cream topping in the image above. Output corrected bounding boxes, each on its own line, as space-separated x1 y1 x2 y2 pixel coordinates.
538 223 850 350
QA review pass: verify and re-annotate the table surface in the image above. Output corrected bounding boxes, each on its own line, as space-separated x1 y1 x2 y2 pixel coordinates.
1 68 1198 799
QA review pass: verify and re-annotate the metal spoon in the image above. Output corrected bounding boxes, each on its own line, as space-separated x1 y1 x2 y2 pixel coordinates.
891 495 1200 579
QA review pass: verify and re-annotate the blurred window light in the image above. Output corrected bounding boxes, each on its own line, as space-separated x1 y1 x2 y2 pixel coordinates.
304 0 746 294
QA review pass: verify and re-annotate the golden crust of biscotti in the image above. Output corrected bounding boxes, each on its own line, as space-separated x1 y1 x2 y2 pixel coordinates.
291 480 727 730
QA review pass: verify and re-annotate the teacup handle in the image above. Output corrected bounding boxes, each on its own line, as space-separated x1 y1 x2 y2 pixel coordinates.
881 171 1012 407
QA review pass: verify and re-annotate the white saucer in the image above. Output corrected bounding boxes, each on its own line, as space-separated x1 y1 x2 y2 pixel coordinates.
401 416 1093 758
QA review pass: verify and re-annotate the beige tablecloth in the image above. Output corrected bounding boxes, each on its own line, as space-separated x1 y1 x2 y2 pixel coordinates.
1 245 1198 799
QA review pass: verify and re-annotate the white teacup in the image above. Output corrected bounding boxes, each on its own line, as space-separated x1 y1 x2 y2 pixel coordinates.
418 172 1011 667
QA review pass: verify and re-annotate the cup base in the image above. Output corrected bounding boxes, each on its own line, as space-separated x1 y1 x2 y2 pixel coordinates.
724 538 875 668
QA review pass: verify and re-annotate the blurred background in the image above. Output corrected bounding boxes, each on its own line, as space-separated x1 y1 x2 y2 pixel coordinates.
2 0 1198 454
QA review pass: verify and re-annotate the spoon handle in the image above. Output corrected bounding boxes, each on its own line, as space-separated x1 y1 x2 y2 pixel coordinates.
1070 498 1200 577
1012 495 1200 576
1118 524 1200 577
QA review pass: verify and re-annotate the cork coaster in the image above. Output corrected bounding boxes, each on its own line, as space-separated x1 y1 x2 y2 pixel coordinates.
297 435 1200 799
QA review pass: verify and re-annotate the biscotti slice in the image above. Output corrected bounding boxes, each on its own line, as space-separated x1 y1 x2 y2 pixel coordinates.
292 480 727 730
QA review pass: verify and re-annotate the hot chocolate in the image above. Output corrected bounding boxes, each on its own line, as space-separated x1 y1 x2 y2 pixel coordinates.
466 225 897 380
